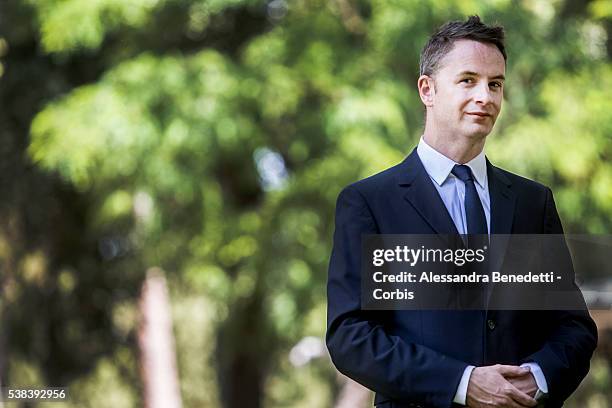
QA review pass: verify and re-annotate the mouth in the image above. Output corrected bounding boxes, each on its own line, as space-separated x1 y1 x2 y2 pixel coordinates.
466 112 491 118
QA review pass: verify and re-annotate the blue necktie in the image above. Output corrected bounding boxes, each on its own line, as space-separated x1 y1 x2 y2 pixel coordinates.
451 164 487 236
452 164 489 308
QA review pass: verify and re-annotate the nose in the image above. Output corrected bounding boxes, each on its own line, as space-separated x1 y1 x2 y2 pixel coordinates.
473 83 493 105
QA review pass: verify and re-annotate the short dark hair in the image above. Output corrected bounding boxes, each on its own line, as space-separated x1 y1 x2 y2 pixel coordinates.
419 15 506 76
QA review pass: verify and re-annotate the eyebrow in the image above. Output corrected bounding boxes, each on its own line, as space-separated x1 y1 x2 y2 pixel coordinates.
458 71 505 80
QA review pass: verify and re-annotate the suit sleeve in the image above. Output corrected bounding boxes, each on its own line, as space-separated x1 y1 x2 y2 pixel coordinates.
325 186 468 408
521 188 598 406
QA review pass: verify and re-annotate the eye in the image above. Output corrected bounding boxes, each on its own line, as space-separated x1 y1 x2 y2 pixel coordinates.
489 81 503 89
460 78 474 84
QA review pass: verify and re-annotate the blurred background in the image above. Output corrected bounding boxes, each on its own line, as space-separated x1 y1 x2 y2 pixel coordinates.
0 0 611 407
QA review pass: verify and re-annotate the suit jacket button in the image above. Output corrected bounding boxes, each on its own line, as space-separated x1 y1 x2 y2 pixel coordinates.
487 319 496 330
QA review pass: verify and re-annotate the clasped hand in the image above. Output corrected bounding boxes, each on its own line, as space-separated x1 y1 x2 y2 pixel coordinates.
466 364 539 408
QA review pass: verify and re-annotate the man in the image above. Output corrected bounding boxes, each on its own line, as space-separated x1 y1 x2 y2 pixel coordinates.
326 16 597 408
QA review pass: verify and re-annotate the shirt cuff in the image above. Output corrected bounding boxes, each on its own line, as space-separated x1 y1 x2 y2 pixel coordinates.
520 362 548 394
453 365 475 405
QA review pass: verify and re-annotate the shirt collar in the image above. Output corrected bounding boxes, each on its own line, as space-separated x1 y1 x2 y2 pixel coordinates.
416 136 487 188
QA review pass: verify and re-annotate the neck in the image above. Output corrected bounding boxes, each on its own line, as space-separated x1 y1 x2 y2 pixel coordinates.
422 122 486 164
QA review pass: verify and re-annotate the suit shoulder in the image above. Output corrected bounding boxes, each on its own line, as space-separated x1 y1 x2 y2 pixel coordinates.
493 166 552 194
342 161 405 197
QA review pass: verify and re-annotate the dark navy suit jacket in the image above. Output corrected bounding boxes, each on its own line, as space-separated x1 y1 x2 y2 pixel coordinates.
326 149 597 407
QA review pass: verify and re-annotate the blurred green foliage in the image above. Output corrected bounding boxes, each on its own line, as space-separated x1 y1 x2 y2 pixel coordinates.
0 0 611 407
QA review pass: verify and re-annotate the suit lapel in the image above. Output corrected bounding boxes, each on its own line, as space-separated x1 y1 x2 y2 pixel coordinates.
488 160 515 236
397 149 459 236
487 161 516 306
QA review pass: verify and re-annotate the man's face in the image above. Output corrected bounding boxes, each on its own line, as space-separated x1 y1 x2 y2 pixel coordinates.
428 39 505 140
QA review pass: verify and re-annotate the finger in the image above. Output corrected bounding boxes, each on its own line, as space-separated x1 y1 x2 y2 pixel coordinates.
501 396 532 408
507 384 538 407
496 364 531 377
500 397 530 408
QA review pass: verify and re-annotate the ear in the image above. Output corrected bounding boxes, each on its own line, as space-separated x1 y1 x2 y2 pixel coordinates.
417 75 435 107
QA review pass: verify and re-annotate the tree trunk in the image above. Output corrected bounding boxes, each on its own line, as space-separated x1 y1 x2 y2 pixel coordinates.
215 292 269 408
138 268 182 408
334 374 372 408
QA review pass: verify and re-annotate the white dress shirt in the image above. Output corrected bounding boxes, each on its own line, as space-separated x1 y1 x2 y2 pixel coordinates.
416 137 548 405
